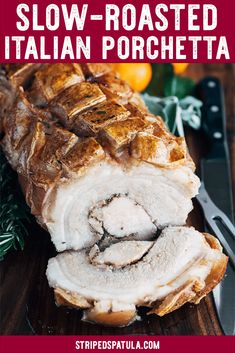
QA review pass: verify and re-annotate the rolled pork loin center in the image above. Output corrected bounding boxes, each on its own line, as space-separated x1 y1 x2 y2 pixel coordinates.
88 196 157 240
89 241 154 268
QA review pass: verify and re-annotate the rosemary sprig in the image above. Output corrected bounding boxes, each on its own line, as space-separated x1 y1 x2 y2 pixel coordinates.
0 148 30 260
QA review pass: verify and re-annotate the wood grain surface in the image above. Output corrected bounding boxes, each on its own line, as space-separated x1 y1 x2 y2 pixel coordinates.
0 64 234 335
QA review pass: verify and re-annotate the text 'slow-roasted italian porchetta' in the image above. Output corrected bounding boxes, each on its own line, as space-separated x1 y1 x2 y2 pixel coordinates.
0 64 228 327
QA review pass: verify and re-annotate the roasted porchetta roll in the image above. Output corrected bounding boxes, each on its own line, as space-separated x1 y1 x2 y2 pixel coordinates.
0 63 227 326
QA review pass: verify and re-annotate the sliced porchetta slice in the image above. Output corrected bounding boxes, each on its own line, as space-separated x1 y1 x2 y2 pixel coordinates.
44 159 199 251
46 226 227 327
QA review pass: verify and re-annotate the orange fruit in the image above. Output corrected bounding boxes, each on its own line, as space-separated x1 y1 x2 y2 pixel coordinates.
113 63 152 92
172 63 189 75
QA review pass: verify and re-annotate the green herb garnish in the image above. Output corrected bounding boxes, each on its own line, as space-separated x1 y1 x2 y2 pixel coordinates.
0 148 30 260
145 64 195 99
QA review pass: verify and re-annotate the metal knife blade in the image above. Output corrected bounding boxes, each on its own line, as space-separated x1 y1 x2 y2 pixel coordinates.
195 77 235 335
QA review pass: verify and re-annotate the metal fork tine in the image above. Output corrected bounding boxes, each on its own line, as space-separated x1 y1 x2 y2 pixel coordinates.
198 183 234 227
215 215 235 239
196 183 235 268
199 185 235 239
205 216 235 267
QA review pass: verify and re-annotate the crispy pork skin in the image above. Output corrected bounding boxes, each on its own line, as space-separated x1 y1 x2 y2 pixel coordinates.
0 64 227 326
47 227 227 326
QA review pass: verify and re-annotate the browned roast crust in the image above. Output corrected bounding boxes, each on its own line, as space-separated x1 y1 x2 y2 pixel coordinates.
54 288 91 309
83 309 137 327
150 233 228 316
73 101 130 137
61 138 106 173
51 82 106 126
54 288 137 327
149 279 204 317
191 233 228 304
0 69 15 133
2 91 36 152
131 132 187 168
81 63 112 78
31 64 85 104
98 116 152 154
3 64 42 88
97 72 133 104
1 64 194 178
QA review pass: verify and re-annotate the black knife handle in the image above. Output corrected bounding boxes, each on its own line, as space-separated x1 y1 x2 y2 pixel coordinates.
196 77 227 158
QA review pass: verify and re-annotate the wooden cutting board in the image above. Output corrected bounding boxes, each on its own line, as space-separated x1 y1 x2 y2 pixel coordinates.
0 64 234 335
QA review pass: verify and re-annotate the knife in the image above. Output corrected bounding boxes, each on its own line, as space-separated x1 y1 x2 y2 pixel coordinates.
195 77 235 335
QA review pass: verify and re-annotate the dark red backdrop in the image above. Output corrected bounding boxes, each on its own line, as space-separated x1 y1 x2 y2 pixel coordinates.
1 336 235 353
